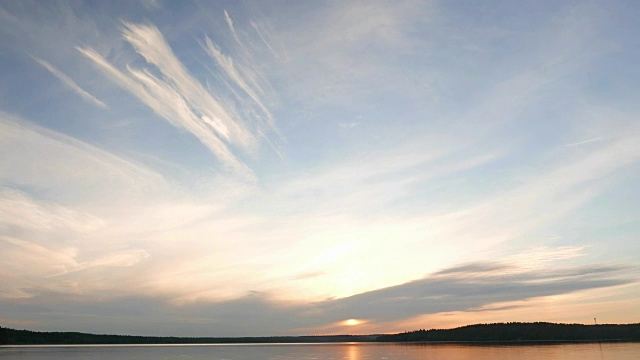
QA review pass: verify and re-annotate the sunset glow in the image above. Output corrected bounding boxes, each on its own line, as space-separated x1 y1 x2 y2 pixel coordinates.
344 319 361 326
0 0 638 337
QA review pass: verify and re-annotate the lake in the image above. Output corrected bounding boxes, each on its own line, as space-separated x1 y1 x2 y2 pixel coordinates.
1 342 639 359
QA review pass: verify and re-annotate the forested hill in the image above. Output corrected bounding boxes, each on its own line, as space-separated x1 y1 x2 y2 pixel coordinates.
377 322 640 342
0 327 375 345
2 322 640 345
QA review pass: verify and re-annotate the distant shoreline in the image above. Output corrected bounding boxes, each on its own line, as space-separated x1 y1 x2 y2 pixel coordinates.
1 339 638 347
2 322 639 345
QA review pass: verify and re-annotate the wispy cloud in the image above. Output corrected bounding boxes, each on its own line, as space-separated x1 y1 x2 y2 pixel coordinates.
0 111 171 300
203 36 274 129
140 0 161 11
565 137 604 147
120 23 252 145
309 257 636 326
0 188 103 233
224 10 247 55
77 50 250 176
2 250 633 336
0 236 79 296
0 6 20 27
0 111 165 199
250 20 284 60
338 121 360 130
78 22 273 176
0 234 150 299
204 10 283 158
32 56 108 109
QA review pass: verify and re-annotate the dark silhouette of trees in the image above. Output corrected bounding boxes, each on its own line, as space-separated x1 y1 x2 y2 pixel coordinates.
0 327 376 345
2 322 639 345
376 322 640 342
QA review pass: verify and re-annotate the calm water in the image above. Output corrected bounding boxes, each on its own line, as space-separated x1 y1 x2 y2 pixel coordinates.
1 342 639 360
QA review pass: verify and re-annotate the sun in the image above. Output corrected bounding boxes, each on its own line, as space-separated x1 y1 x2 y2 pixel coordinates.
344 319 360 326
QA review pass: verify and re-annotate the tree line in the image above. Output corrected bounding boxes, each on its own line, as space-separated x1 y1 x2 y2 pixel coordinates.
2 322 640 345
376 322 640 342
0 327 376 345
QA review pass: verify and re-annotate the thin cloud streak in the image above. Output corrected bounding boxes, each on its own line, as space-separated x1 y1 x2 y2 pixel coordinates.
224 10 248 55
120 23 252 145
77 46 252 177
565 137 604 147
204 9 283 156
250 20 283 60
0 234 150 299
32 56 108 109
77 21 280 177
0 111 165 197
0 188 103 233
203 36 274 129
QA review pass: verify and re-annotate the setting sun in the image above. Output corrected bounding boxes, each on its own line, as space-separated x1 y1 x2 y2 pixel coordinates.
344 319 361 326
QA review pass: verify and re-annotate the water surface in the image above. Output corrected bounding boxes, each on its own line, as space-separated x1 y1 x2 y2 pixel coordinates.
1 342 638 359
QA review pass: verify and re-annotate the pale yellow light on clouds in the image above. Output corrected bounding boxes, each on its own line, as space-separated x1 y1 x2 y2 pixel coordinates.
392 284 640 333
293 283 640 336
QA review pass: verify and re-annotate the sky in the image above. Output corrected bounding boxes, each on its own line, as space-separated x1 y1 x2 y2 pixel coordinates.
0 0 639 337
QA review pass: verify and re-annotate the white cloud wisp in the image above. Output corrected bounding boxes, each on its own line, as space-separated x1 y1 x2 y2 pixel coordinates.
32 56 108 109
78 22 282 177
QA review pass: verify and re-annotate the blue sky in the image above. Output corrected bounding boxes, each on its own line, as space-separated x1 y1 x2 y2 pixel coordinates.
0 0 639 336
